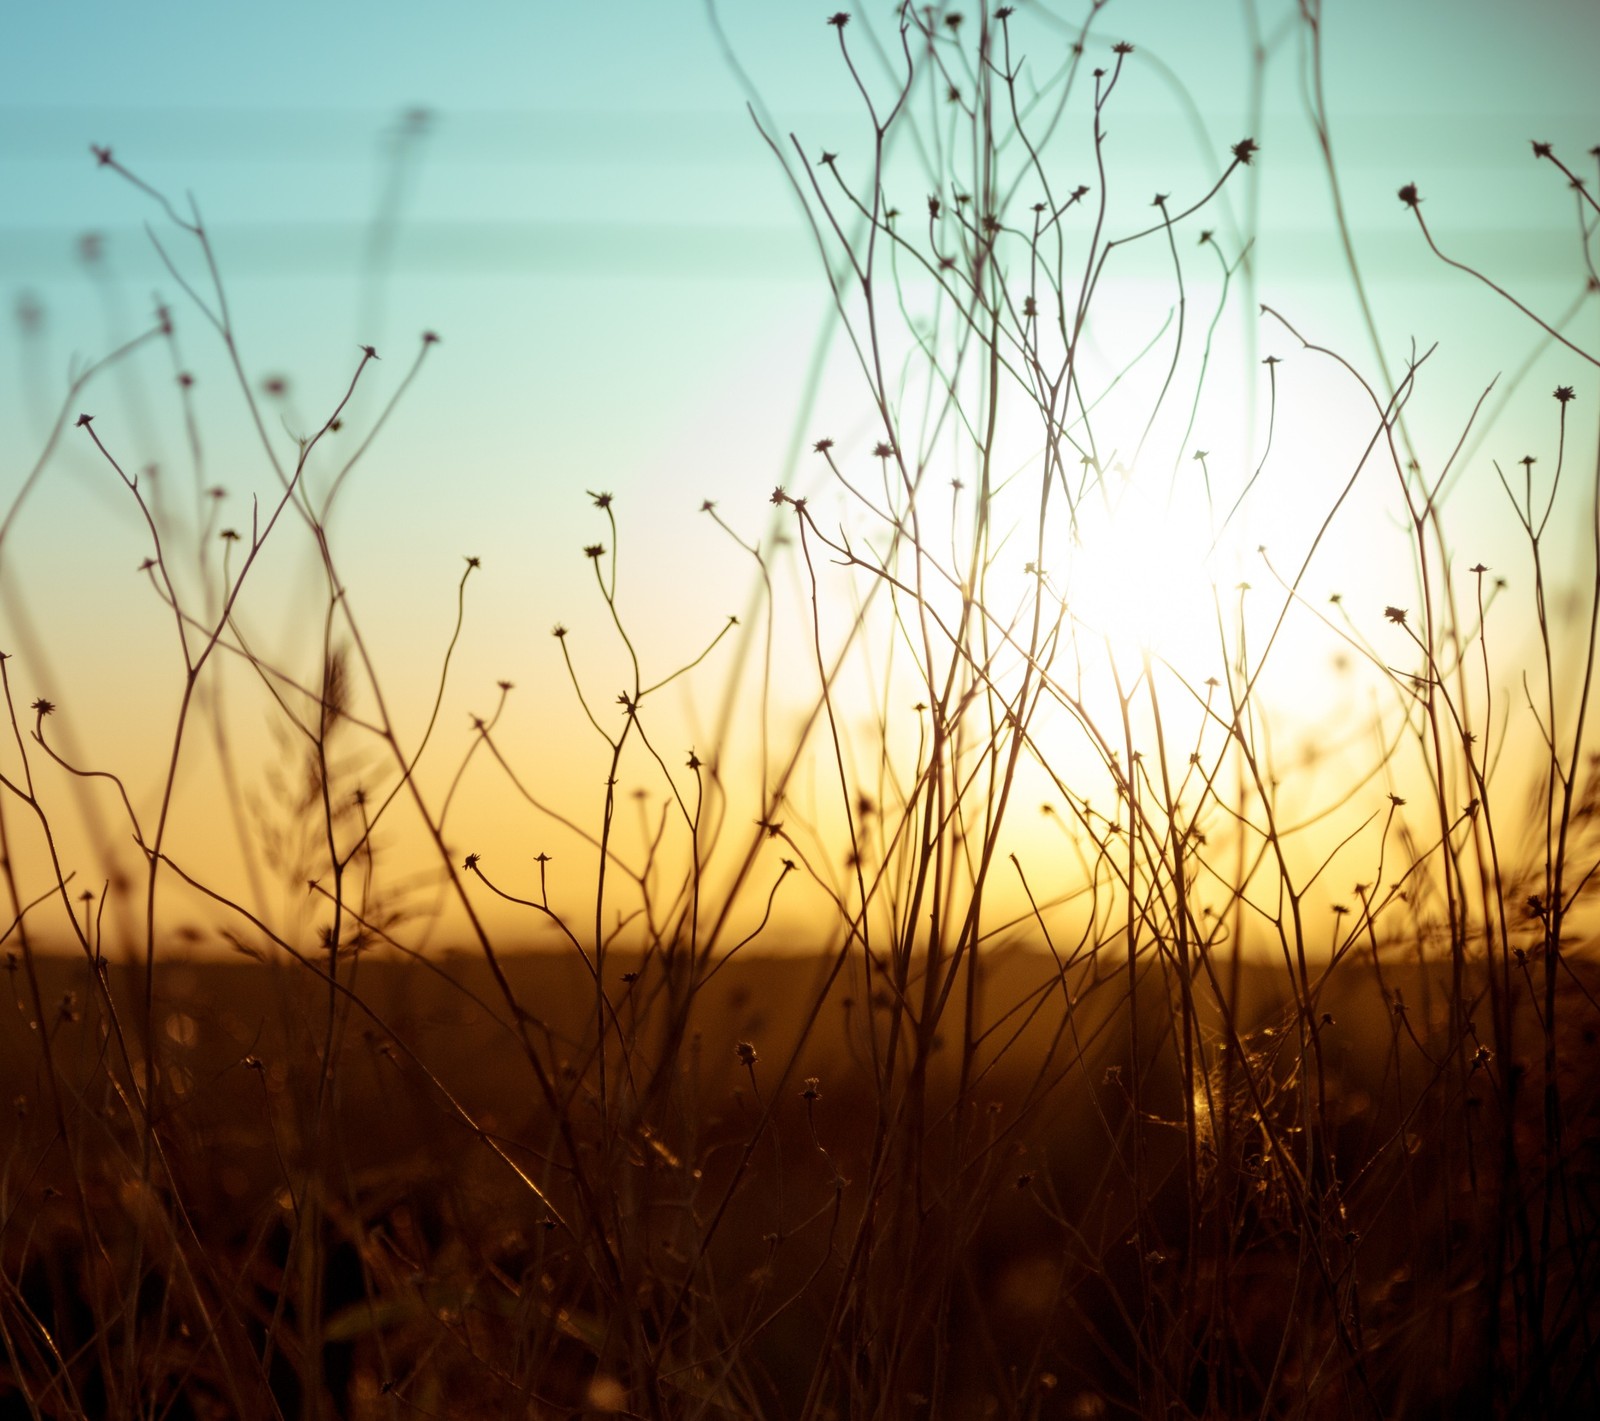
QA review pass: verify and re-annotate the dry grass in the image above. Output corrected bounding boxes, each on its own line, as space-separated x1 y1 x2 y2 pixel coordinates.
2 4 1598 1417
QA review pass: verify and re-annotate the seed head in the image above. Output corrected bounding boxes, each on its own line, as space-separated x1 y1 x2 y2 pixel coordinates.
735 1041 758 1067
583 543 605 560
1555 385 1575 404
1397 183 1421 208
826 12 849 28
1231 137 1259 165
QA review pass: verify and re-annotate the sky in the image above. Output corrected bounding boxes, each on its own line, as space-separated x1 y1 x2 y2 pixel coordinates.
1 0 1597 957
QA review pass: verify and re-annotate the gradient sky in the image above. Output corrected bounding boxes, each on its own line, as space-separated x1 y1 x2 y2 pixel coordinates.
2 0 1596 952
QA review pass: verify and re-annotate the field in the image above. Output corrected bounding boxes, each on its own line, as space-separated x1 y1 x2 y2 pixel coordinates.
3 3 1600 1417
3 947 1598 1417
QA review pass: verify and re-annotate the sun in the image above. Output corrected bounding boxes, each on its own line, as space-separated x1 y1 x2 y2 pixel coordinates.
1057 459 1234 682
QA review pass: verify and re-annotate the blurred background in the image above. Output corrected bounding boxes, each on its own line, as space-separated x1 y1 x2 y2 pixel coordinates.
1 0 1596 952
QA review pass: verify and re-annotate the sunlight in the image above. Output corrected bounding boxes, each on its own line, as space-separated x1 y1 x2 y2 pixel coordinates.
1062 459 1232 680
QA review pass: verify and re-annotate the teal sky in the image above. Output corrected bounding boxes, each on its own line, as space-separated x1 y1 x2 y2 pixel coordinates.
4 0 1592 495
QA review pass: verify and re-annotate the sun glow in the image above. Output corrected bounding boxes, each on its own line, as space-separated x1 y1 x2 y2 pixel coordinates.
1059 460 1236 681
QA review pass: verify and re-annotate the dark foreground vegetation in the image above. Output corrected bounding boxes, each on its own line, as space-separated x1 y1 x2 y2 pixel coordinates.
2 947 1596 1418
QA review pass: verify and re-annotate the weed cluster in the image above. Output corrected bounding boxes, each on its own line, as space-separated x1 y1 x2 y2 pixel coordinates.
2 5 1598 1418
